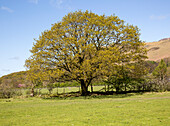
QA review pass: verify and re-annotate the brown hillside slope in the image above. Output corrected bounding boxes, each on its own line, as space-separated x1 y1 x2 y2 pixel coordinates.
145 38 170 61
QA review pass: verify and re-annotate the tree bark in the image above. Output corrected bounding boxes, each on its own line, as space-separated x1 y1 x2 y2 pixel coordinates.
115 84 120 93
80 79 89 96
31 87 34 97
115 87 119 93
107 85 110 91
124 83 127 93
30 83 35 97
91 83 93 93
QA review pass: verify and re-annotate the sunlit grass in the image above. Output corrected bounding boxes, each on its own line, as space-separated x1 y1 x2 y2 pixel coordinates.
0 92 170 126
23 85 105 95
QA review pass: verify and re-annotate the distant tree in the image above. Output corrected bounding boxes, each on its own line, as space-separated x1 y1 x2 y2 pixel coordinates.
131 60 148 91
25 10 147 96
105 61 148 93
152 59 167 81
152 59 168 91
44 70 59 94
25 60 44 96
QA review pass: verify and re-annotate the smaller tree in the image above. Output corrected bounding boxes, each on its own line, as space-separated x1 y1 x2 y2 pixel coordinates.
44 70 59 94
152 59 167 91
152 59 167 81
25 59 44 96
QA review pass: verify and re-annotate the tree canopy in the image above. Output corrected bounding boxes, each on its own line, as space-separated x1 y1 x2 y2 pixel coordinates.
25 10 147 95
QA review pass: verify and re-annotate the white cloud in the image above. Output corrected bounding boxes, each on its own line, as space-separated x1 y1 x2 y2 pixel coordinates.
9 57 20 60
50 0 72 10
1 69 10 72
50 0 63 8
28 0 39 4
0 6 13 13
150 14 170 20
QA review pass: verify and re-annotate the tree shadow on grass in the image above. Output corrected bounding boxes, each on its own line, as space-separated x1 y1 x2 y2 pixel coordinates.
41 91 145 100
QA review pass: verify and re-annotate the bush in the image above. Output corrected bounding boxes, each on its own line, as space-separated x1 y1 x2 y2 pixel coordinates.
0 81 14 98
0 89 15 98
0 81 23 98
0 88 22 98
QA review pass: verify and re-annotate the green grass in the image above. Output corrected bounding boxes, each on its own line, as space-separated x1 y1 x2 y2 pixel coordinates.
0 92 170 126
25 85 105 95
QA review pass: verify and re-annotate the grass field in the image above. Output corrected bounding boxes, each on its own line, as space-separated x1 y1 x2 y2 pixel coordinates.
39 85 105 95
0 92 170 126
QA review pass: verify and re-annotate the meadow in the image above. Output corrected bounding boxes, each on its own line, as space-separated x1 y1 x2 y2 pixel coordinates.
0 91 170 126
39 85 105 94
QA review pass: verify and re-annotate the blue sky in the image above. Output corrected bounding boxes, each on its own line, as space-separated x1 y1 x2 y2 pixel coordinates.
0 0 170 77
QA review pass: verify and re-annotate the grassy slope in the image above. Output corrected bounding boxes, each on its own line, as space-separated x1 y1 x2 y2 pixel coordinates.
0 92 170 126
146 39 170 61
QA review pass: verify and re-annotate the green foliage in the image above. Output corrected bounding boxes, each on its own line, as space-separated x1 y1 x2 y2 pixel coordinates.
147 60 156 64
104 60 148 93
152 59 167 80
25 10 147 95
145 60 158 73
56 81 79 87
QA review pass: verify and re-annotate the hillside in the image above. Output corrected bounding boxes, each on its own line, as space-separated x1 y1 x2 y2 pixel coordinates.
0 71 28 87
145 38 170 76
145 38 170 61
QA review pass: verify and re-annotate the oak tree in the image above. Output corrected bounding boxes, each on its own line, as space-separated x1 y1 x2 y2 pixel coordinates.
25 10 147 95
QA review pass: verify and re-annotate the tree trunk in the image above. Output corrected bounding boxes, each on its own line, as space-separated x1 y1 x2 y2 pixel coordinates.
107 85 110 91
115 85 119 93
91 84 93 93
31 87 34 97
124 83 127 93
80 80 89 96
38 88 41 95
30 83 35 97
79 86 80 93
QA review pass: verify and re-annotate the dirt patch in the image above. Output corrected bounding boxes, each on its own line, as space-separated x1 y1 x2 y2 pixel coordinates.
149 47 160 51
